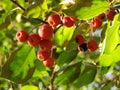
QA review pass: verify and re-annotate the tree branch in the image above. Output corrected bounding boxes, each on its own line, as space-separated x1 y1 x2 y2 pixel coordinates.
10 0 26 11
21 15 48 24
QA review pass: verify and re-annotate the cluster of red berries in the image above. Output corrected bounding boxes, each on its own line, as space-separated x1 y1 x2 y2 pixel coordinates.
16 13 78 68
75 35 98 52
47 13 78 27
16 25 55 68
16 9 117 67
92 9 117 29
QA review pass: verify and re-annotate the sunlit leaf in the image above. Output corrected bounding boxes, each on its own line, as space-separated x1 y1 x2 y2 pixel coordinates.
17 0 25 8
99 14 120 66
0 0 12 24
22 85 38 90
24 0 48 18
103 14 120 53
99 46 120 66
53 26 75 47
63 0 110 20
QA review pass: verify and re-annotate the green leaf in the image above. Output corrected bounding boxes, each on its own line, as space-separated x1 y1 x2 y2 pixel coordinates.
99 46 120 66
35 60 46 71
73 62 97 88
103 14 120 54
0 0 12 24
17 0 25 8
56 50 78 65
99 14 120 66
24 0 48 18
22 85 38 90
54 62 81 85
1 44 37 83
63 0 110 20
53 26 75 47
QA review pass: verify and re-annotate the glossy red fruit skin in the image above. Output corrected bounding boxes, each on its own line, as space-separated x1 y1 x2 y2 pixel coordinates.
70 16 78 22
16 30 29 42
48 13 61 27
75 35 84 45
106 10 117 21
37 50 50 61
92 18 102 29
43 57 55 68
97 13 106 20
27 34 41 46
87 40 98 51
38 24 53 40
62 16 74 27
40 39 52 51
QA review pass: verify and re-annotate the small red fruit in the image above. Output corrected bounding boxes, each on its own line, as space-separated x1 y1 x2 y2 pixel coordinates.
37 50 50 61
16 30 29 42
106 10 117 21
43 57 55 68
27 34 41 46
97 13 106 20
38 24 53 40
87 40 98 51
48 13 61 27
70 16 78 22
40 39 52 51
92 18 102 29
75 35 84 45
62 16 75 27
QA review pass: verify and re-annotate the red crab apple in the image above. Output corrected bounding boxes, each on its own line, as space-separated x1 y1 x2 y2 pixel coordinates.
37 50 50 61
75 35 84 45
16 30 29 42
92 18 102 29
38 24 53 40
48 13 61 27
62 16 75 27
97 13 106 20
43 57 55 68
40 39 52 51
87 40 98 51
27 34 41 46
106 10 117 21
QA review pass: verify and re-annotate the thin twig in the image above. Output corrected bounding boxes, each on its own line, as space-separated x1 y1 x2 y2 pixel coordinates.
10 0 26 11
49 68 55 90
22 15 48 24
31 17 48 24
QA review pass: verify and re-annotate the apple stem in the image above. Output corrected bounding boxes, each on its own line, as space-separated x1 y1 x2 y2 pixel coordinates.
89 22 93 40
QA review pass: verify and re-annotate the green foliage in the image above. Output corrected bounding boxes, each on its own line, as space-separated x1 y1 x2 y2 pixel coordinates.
99 14 120 66
56 50 78 65
1 44 37 83
54 62 81 85
63 0 110 20
53 26 75 47
73 62 97 88
22 85 38 90
0 0 12 24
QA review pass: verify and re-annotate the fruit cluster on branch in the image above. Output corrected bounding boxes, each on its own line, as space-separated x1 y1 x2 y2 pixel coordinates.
15 9 117 68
